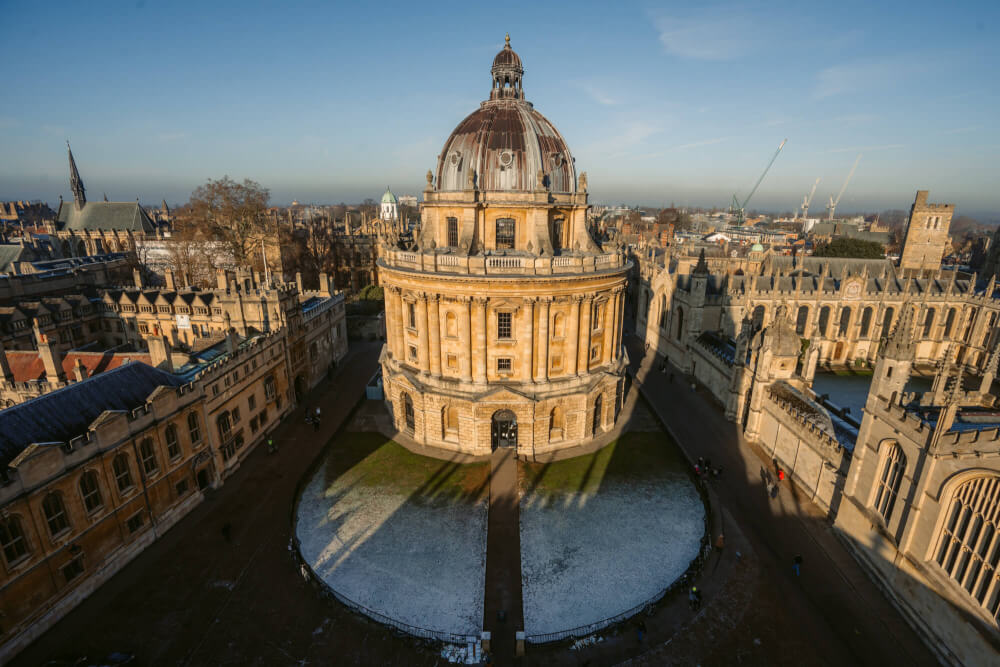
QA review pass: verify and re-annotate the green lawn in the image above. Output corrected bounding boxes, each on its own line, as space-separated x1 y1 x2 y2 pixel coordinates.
320 431 489 505
519 431 689 500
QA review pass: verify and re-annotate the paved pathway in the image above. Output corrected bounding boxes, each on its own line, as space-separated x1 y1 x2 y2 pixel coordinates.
483 447 525 664
624 335 938 666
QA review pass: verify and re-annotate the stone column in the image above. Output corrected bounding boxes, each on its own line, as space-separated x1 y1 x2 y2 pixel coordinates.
392 287 406 363
521 298 535 382
536 298 551 382
417 293 430 375
602 291 617 365
577 294 594 375
473 296 488 383
428 294 442 376
567 296 581 376
614 287 626 361
459 296 473 382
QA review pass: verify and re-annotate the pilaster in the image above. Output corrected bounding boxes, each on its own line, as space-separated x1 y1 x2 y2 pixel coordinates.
428 294 442 376
536 297 551 382
577 293 594 375
521 297 535 382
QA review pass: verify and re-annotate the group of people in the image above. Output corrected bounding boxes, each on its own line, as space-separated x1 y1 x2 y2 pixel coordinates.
694 456 722 480
305 406 322 430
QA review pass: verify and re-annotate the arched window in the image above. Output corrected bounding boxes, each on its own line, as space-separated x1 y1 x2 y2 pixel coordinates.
752 305 765 330
0 515 30 565
934 476 1000 621
442 405 459 438
549 406 565 441
402 392 415 432
659 295 667 329
923 308 936 338
963 308 978 342
944 308 956 339
838 307 851 336
882 307 894 336
187 412 202 446
42 492 70 537
112 454 134 493
860 307 873 338
447 217 459 247
76 239 86 257
983 313 997 347
551 217 564 251
872 442 905 521
818 306 831 337
553 312 565 338
795 306 809 335
675 307 684 341
165 424 181 460
446 311 457 337
495 218 515 249
79 470 104 514
592 395 604 434
139 437 159 476
217 413 232 444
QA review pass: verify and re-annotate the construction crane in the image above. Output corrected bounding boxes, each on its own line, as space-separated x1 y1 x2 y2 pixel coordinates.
731 139 786 226
826 153 862 220
797 177 820 220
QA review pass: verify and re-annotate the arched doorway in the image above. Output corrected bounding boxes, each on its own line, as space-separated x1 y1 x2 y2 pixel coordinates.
593 395 603 435
491 409 517 450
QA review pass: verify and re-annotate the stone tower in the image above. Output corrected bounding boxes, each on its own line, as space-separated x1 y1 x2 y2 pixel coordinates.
869 306 916 406
898 190 954 276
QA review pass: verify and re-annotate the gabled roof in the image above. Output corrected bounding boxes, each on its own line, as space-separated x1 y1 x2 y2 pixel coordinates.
0 362 184 467
56 200 155 233
2 350 152 383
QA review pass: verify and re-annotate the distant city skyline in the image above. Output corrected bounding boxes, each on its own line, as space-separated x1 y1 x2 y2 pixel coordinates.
1 1 998 219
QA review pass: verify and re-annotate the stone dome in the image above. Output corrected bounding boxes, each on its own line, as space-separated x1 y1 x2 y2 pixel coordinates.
381 187 398 204
434 36 576 194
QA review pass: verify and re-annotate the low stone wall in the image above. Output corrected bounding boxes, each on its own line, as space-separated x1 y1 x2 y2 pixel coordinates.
755 393 849 515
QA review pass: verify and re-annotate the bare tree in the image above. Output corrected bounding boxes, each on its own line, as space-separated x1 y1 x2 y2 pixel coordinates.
187 176 271 268
166 217 214 287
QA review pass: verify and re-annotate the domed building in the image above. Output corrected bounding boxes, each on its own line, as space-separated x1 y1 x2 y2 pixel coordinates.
380 186 399 221
378 36 630 458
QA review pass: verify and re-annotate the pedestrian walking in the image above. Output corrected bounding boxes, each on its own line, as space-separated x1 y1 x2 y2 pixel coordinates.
688 586 701 611
793 554 803 576
636 619 647 642
778 468 785 483
715 533 725 553
267 436 276 454
697 456 705 468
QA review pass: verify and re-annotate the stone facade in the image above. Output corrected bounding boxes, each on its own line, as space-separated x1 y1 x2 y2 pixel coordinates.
379 38 630 458
899 190 955 276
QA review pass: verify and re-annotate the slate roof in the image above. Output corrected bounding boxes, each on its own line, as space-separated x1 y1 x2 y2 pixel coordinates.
0 244 26 272
56 200 155 233
0 362 184 467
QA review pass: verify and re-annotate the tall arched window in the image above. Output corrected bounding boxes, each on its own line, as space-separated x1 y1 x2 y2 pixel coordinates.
944 308 957 339
860 307 873 338
818 306 831 337
659 295 667 329
42 492 70 537
165 424 181 460
549 406 565 441
795 306 809 335
838 307 851 336
79 470 104 514
402 392 415 432
923 308 936 338
112 454 134 493
139 437 159 476
934 476 1000 621
553 312 565 338
675 307 684 341
752 305 765 330
0 515 30 566
882 307 894 336
187 412 202 446
592 395 603 435
446 217 459 247
872 442 905 522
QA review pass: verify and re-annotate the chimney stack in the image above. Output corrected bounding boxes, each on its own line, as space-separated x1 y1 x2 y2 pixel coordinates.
148 325 174 373
164 268 176 291
73 358 88 382
319 272 330 296
217 268 229 290
34 319 66 383
133 268 143 288
0 338 14 383
295 272 304 294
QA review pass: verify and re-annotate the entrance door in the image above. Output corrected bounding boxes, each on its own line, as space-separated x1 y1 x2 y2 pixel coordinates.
491 410 517 450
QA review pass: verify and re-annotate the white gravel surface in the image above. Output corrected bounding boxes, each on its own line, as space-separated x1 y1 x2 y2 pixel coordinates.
520 471 704 637
296 455 487 639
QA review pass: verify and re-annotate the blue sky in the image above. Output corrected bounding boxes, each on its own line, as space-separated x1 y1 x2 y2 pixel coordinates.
1 0 998 218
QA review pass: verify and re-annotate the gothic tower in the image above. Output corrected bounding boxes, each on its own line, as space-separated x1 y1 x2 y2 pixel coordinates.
899 190 954 276
67 142 86 209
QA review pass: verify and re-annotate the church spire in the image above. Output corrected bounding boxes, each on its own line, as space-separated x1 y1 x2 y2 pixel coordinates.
67 141 86 208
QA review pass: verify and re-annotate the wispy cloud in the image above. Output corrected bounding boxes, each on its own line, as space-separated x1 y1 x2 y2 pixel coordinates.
653 12 757 61
829 144 903 153
942 125 980 135
672 136 728 151
813 59 910 99
577 81 620 106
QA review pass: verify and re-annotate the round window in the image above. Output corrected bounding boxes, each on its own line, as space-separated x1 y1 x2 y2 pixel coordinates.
499 151 513 166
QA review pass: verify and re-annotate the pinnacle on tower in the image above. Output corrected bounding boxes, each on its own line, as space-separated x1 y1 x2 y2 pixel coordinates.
67 141 86 208
692 248 710 275
883 308 916 360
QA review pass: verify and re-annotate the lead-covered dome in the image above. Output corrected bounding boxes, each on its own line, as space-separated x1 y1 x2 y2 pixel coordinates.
434 36 576 194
